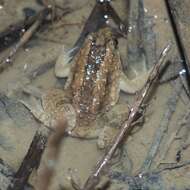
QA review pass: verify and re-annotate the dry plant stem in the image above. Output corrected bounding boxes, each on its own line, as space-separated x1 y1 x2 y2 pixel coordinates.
82 44 172 190
36 119 67 190
156 160 190 173
140 80 182 172
7 126 50 190
0 11 44 73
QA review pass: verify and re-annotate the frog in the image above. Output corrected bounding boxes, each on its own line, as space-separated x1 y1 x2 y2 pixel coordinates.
21 27 149 149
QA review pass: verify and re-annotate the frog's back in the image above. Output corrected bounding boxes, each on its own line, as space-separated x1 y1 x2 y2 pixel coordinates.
66 28 121 125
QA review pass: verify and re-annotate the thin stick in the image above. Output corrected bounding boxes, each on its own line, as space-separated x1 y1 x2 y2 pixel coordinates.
0 9 47 73
82 44 172 190
156 160 190 173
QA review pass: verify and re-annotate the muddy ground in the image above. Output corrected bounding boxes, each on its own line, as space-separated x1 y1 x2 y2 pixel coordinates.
0 0 190 189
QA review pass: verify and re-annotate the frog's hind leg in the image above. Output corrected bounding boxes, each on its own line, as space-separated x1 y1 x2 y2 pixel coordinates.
20 97 52 127
68 125 119 149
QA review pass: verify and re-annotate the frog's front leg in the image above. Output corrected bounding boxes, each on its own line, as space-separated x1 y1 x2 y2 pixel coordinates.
55 45 75 78
119 70 151 94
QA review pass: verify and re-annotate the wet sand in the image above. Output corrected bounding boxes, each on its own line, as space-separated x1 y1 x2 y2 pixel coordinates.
0 0 190 189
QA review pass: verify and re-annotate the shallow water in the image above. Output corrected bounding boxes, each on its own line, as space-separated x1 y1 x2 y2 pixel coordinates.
0 0 190 189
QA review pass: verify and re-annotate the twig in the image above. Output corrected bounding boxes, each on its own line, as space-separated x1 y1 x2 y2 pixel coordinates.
156 160 190 173
0 9 48 73
82 44 172 190
0 13 40 52
36 119 67 190
140 80 182 173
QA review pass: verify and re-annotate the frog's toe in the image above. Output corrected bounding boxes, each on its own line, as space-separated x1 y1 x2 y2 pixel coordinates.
55 45 74 78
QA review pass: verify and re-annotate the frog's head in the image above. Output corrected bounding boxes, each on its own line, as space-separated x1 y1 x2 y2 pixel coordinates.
88 27 117 49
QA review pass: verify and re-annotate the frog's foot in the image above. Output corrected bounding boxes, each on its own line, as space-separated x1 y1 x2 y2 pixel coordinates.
69 124 119 149
55 45 76 78
19 97 53 127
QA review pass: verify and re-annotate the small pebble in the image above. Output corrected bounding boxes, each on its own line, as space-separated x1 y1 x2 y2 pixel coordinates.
144 8 148 13
24 48 29 52
164 18 169 23
104 14 108 19
128 26 133 33
24 64 28 71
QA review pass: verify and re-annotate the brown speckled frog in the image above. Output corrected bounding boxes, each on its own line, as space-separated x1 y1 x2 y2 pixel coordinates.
21 27 149 149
